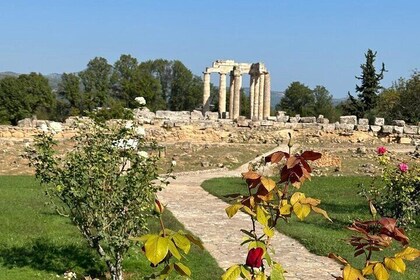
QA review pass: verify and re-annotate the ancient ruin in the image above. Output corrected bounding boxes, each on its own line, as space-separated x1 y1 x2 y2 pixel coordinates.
202 60 271 120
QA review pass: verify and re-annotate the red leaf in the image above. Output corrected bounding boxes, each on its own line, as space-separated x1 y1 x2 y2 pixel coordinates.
265 151 287 164
301 151 322 161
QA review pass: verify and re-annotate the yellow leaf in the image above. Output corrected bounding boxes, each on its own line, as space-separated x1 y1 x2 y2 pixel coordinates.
384 257 405 273
255 273 267 280
271 263 286 280
362 262 376 276
256 205 268 226
222 265 241 280
263 226 274 238
167 239 181 260
184 233 204 250
225 203 243 218
343 264 365 280
293 202 311 220
248 241 266 254
395 246 420 261
290 192 305 205
261 177 276 192
373 263 389 280
311 206 332 222
280 203 292 215
174 262 191 277
172 232 191 254
129 234 153 242
240 265 252 280
243 206 256 216
144 235 169 265
300 197 320 206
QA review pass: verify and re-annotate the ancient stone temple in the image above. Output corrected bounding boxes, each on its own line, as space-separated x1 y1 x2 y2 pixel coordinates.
202 60 271 120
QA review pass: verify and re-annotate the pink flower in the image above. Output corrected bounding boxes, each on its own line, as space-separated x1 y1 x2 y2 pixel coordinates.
398 163 408 173
377 146 387 155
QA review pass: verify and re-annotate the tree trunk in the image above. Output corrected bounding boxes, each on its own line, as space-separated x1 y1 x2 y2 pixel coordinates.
110 252 123 280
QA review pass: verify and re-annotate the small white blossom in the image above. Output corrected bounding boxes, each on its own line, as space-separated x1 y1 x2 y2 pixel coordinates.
171 160 177 166
125 120 133 129
138 151 149 158
135 96 146 106
63 271 77 279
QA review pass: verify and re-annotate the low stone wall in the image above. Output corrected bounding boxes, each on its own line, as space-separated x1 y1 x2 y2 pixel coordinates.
1 112 419 145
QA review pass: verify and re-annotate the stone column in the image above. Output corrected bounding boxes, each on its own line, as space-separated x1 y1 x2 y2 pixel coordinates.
258 74 265 120
263 73 271 119
253 75 260 119
202 72 211 113
218 73 227 118
229 73 234 119
233 69 242 120
249 75 255 119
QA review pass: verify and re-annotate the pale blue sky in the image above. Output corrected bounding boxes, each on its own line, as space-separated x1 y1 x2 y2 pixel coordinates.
1 0 419 98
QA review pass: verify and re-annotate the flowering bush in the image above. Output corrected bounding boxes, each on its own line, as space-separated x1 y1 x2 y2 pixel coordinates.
362 147 420 227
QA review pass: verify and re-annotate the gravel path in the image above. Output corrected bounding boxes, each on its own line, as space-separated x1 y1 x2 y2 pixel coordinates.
158 145 341 279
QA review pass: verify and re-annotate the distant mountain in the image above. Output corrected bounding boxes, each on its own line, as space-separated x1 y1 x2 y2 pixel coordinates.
332 97 346 106
0 71 62 90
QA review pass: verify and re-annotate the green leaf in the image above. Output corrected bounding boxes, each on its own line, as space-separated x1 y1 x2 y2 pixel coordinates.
168 239 181 260
129 234 153 243
222 265 241 280
225 203 243 218
159 264 174 279
263 226 274 238
240 265 252 280
172 232 191 254
174 262 191 277
256 205 268 226
144 235 169 265
270 263 286 280
243 206 256 216
248 241 266 253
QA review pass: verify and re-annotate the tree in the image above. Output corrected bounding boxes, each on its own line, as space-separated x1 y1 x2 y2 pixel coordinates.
312 85 338 121
346 49 386 118
27 119 165 280
58 73 83 117
0 73 55 124
79 57 112 110
276 82 315 116
397 71 420 123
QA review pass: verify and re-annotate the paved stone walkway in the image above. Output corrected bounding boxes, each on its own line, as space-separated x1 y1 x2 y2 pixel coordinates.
158 145 341 279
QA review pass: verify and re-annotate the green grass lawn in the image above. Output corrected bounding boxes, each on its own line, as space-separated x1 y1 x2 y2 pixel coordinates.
201 176 420 280
0 176 223 280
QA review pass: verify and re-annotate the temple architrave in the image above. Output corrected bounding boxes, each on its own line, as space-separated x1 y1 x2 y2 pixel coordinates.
202 60 271 120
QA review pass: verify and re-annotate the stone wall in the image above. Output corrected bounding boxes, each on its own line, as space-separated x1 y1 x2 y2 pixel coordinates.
1 111 419 145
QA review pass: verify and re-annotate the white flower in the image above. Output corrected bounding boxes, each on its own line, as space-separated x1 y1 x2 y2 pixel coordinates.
125 120 133 129
135 97 146 106
135 127 145 137
138 151 149 159
171 160 177 166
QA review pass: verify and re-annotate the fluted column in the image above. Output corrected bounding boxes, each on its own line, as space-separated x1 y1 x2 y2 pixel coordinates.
229 73 234 119
218 73 227 118
249 75 255 119
253 75 260 119
258 74 265 120
233 69 242 120
202 72 211 113
263 73 271 119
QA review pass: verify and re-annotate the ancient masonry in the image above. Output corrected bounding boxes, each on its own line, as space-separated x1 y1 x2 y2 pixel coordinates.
202 60 271 120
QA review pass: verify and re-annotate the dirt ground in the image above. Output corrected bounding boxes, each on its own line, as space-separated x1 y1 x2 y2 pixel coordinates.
0 129 418 176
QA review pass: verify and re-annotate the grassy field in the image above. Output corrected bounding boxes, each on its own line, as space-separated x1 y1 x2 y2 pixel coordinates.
0 176 223 280
201 176 420 280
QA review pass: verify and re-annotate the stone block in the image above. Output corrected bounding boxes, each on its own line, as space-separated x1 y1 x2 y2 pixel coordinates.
393 120 405 126
48 121 63 133
356 125 370 132
336 123 355 131
404 125 418 135
374 117 385 126
393 126 404 134
276 111 287 117
17 118 33 127
289 117 299 123
322 124 336 133
317 115 329 124
267 116 277 121
300 116 316 123
399 137 412 144
156 110 190 121
382 125 394 134
340 115 357 125
302 123 320 129
359 118 369 125
205 112 219 121
162 120 174 128
190 110 204 120
261 120 274 126
285 123 302 129
236 116 249 127
370 125 382 133
277 116 289 122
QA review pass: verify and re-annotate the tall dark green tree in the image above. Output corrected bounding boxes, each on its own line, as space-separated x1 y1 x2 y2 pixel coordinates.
276 82 315 116
345 49 386 118
79 57 112 110
312 85 338 121
58 73 83 116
